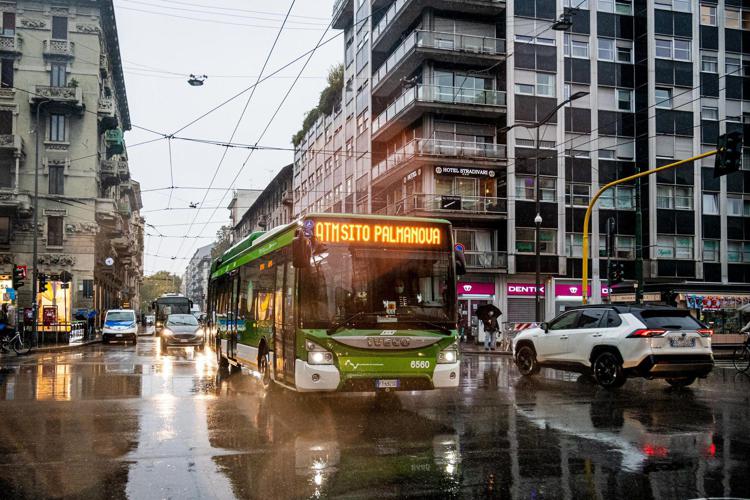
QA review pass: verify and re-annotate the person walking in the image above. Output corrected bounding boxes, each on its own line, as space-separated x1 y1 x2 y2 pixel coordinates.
483 316 500 351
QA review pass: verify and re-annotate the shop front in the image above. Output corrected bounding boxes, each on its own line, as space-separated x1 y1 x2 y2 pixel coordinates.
549 279 611 318
680 293 750 335
37 280 72 335
506 282 545 324
1 273 14 307
457 280 497 343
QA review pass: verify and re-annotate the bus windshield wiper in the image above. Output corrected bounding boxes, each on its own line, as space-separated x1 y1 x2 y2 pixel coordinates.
398 311 452 333
327 311 371 334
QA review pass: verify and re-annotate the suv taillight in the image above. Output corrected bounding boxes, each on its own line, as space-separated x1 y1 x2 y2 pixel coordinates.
628 329 667 338
697 329 713 337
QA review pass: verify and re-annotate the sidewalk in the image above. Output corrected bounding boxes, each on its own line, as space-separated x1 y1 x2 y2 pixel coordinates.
1 335 101 358
460 341 512 356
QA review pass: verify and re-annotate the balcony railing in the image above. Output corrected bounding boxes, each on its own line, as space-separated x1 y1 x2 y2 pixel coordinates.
98 96 115 115
43 39 74 58
375 193 507 216
0 134 23 152
0 34 21 54
373 0 505 42
373 84 506 133
465 250 508 269
30 85 83 107
373 30 506 88
372 138 506 179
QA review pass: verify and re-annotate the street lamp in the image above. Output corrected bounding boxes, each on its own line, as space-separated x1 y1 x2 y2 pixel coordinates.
534 213 543 322
501 91 588 323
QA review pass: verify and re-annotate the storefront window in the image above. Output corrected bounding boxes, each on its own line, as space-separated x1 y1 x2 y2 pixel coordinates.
38 281 72 327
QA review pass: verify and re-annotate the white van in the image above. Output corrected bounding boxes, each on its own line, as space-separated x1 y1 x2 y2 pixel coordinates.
102 309 138 344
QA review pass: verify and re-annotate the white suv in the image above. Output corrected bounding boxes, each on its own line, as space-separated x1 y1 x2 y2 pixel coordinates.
512 305 714 389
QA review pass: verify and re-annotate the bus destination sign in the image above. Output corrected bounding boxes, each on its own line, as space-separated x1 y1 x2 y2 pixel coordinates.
314 221 443 246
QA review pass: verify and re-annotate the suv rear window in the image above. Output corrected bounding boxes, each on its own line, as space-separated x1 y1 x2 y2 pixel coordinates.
637 310 703 330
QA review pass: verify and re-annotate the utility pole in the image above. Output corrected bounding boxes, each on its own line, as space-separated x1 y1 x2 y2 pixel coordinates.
634 176 643 304
605 217 615 303
32 100 49 343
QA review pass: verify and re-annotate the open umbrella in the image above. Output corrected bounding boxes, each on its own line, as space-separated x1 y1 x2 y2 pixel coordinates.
475 304 502 321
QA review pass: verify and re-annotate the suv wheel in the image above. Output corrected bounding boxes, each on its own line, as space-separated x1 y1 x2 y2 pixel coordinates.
665 376 696 388
515 345 540 377
592 351 626 389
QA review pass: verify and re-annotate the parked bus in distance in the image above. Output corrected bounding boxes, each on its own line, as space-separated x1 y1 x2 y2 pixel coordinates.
207 213 464 392
152 293 192 334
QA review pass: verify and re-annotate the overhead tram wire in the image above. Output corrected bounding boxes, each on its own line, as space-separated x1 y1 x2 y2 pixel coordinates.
166 0 298 267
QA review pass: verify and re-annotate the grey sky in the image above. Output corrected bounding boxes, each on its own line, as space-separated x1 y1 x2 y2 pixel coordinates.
113 0 339 276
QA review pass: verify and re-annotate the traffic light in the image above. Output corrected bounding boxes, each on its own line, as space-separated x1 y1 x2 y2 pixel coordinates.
714 131 743 178
12 265 25 289
38 273 49 294
610 262 625 285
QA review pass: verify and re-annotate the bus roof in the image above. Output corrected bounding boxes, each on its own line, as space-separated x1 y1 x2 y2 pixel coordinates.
211 213 453 280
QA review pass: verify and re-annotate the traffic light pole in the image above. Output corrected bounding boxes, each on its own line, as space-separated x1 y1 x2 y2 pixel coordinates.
32 100 49 343
581 150 717 304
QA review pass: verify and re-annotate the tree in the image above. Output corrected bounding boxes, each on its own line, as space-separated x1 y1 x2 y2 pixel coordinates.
291 64 344 146
211 225 232 261
140 271 182 313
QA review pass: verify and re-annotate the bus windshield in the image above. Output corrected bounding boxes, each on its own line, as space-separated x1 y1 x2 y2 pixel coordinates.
156 298 191 317
299 245 455 331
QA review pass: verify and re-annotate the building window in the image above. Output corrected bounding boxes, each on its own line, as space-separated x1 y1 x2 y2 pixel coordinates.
703 240 720 262
516 228 556 254
726 8 740 28
566 233 583 257
600 185 635 209
2 12 15 36
0 161 10 188
657 185 693 210
616 45 632 63
655 88 672 108
700 5 716 26
48 165 64 195
356 111 368 135
48 114 66 142
515 176 556 202
616 89 633 111
726 57 741 76
726 196 750 216
565 182 590 206
82 279 94 298
47 216 63 246
655 0 691 12
701 106 718 121
656 235 693 259
728 241 750 263
0 58 13 88
536 73 555 97
50 63 66 87
345 139 353 158
701 54 718 73
51 16 68 40
564 35 589 58
514 83 534 95
600 235 635 259
0 215 9 244
598 38 614 61
655 38 672 58
673 39 691 61
702 193 719 214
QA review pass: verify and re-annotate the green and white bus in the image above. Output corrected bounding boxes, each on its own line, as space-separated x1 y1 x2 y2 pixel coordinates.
207 213 463 392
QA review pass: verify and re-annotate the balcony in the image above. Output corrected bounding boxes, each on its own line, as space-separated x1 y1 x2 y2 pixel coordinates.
0 34 21 55
373 30 506 97
95 198 120 230
98 96 115 116
43 39 74 58
372 0 506 53
99 159 121 186
117 160 130 181
372 84 506 142
331 0 354 29
374 193 507 220
0 188 31 215
0 134 24 154
372 138 506 183
117 201 132 217
29 85 84 111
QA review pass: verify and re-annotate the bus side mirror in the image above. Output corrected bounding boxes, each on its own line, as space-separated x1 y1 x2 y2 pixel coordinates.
151 301 156 310
455 248 466 276
292 234 311 268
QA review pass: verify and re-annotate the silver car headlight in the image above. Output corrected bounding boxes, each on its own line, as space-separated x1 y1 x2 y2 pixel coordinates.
306 340 334 365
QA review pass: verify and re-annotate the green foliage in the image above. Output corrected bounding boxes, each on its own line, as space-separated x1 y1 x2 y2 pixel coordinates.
291 64 344 147
140 271 182 313
211 225 233 261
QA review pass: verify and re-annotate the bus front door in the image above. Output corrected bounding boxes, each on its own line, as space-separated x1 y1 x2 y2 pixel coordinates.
273 262 297 384
228 275 240 359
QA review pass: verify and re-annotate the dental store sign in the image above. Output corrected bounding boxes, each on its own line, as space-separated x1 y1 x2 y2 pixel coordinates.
507 283 608 297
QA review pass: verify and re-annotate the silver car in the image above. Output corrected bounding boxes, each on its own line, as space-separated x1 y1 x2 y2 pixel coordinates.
161 314 205 351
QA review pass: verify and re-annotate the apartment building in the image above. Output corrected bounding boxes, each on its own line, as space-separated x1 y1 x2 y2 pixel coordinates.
185 243 213 312
231 163 293 242
0 0 143 324
294 0 750 327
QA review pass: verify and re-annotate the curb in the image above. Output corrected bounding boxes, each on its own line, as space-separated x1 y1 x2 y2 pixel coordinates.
1 338 101 357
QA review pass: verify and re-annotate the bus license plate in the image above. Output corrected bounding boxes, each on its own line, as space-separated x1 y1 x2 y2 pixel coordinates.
116 334 123 338
669 337 695 348
376 379 399 389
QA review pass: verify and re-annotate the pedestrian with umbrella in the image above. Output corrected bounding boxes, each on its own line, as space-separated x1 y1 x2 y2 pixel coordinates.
476 304 502 351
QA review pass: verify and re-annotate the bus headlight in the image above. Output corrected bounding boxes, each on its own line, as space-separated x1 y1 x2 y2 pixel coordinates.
438 345 459 364
306 340 334 365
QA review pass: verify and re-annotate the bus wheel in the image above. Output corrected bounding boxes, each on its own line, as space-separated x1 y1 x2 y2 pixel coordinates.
258 345 272 389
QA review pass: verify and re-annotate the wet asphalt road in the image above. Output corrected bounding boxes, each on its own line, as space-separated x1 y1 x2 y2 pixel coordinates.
0 336 749 500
